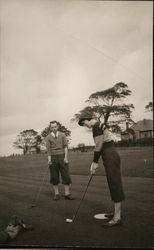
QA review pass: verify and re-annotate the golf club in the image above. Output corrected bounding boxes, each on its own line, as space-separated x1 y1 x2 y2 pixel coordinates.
29 165 49 208
66 174 94 223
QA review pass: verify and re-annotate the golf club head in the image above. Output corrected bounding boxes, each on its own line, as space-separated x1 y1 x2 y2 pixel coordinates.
66 218 73 223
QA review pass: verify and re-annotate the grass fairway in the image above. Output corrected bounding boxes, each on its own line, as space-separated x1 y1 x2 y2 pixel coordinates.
0 147 153 248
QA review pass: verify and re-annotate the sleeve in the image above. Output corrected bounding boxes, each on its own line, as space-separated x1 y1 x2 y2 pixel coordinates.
93 151 101 163
93 135 104 163
103 128 113 142
46 136 51 156
94 135 104 151
62 133 68 148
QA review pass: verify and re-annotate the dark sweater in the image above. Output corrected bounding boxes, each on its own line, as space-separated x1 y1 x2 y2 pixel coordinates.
92 121 113 163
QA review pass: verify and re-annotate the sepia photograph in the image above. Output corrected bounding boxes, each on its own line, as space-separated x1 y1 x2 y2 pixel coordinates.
0 0 153 248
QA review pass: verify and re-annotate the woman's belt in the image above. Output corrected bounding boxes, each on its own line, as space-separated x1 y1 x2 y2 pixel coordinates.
102 140 114 149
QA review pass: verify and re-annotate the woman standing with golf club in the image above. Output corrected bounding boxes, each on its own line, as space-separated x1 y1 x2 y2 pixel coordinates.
78 114 125 227
46 121 74 200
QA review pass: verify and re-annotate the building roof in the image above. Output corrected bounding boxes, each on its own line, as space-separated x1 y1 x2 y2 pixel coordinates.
131 119 153 131
121 128 135 135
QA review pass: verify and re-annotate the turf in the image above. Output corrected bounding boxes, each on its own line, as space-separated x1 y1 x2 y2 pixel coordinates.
0 147 153 248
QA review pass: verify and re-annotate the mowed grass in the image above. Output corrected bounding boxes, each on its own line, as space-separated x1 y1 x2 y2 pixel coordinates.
0 146 153 248
69 146 153 177
0 146 153 177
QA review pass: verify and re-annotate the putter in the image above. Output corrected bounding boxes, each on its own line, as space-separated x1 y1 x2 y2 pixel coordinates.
29 166 49 208
66 174 94 223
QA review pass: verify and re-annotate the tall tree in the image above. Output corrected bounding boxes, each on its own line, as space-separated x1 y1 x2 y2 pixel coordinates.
41 121 71 140
72 82 134 133
13 129 40 154
145 101 153 112
35 135 42 154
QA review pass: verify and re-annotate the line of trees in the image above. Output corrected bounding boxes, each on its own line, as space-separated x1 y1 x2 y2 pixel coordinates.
13 123 71 155
13 129 42 155
13 82 153 154
145 101 153 112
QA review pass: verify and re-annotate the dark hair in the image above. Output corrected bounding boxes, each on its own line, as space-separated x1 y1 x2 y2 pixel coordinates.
49 120 59 126
78 116 93 126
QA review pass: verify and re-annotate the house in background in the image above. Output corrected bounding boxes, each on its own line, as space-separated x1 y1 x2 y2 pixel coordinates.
121 119 153 145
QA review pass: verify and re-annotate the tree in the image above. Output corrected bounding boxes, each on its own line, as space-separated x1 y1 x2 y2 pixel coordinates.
145 101 153 112
77 143 87 152
41 121 71 140
72 82 134 133
35 135 42 154
13 129 40 154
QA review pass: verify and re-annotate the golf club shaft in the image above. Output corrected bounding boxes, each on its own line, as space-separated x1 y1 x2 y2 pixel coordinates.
32 166 49 205
72 174 93 221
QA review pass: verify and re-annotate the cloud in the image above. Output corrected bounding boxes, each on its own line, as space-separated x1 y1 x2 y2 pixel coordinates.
0 0 152 155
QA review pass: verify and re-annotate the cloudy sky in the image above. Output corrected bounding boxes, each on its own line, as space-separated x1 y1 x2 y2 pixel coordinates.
0 0 153 156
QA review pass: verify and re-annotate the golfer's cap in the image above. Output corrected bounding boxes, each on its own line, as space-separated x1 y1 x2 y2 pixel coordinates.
78 114 93 126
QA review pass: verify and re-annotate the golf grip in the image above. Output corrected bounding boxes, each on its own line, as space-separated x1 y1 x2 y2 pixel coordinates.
73 174 94 221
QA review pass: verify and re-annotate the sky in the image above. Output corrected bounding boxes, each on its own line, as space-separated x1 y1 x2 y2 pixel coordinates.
0 0 153 156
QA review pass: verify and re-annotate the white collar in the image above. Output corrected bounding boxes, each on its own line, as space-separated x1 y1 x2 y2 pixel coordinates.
51 131 59 138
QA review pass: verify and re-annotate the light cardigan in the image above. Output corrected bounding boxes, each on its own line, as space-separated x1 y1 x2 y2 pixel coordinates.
46 131 68 156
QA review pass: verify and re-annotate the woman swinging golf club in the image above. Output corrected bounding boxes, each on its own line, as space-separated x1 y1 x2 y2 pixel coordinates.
78 113 125 227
